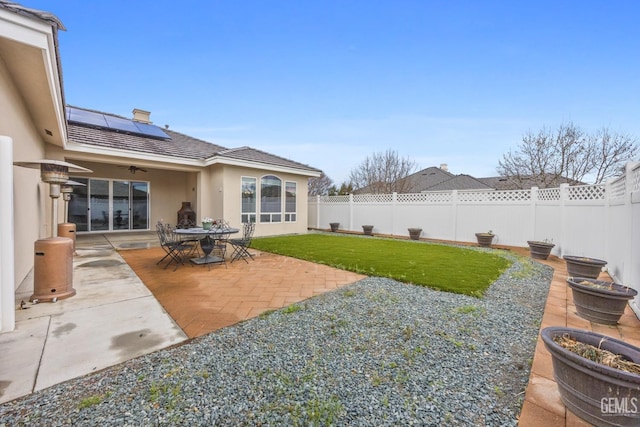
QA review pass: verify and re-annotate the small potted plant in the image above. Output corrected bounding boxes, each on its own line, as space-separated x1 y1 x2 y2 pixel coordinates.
362 225 374 236
527 239 555 260
541 326 640 426
202 216 214 230
563 255 607 279
329 222 340 232
566 277 638 325
475 230 494 247
408 227 422 240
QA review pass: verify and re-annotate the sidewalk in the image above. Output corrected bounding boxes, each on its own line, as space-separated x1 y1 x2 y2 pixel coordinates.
517 252 640 426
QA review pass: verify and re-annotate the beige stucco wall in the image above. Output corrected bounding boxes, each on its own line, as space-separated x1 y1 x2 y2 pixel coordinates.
0 56 48 289
215 164 310 237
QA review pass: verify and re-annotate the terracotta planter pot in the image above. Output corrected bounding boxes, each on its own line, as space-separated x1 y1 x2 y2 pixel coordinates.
566 277 637 325
329 222 339 232
408 228 422 240
527 240 555 260
564 255 607 279
362 225 374 236
541 326 640 426
475 233 494 247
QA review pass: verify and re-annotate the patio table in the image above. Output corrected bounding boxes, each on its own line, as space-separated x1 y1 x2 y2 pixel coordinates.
174 227 239 265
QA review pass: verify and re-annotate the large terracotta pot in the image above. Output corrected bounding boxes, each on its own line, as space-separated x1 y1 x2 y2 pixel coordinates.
566 277 637 325
362 225 374 236
541 326 640 426
527 240 555 260
475 233 494 247
564 255 607 279
408 228 422 240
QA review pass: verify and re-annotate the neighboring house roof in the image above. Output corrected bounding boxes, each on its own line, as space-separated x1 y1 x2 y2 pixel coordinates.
478 175 584 190
423 174 493 191
400 166 455 192
65 105 321 175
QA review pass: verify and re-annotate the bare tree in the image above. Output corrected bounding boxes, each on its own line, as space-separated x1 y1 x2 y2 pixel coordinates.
497 123 638 188
589 127 639 183
308 172 334 196
349 149 418 193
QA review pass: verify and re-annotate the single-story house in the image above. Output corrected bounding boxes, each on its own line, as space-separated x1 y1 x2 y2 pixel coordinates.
0 1 320 332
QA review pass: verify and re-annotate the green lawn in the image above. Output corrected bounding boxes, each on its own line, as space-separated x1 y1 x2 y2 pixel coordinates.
250 233 512 297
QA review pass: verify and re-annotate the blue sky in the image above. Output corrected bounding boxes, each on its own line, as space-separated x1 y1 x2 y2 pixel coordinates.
26 1 640 185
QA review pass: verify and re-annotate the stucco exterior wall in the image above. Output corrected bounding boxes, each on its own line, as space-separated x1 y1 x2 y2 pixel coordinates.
0 56 47 290
218 165 310 237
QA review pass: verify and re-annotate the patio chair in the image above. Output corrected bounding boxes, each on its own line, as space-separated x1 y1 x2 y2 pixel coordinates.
230 221 256 263
156 222 197 271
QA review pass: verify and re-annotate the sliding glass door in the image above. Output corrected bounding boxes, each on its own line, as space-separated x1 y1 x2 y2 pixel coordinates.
69 178 149 232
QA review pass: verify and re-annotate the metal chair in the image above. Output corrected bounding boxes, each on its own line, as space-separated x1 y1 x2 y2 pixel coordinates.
156 222 197 271
229 222 256 263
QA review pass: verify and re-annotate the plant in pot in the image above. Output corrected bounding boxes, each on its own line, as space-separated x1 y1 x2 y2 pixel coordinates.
564 255 607 279
566 277 638 325
475 230 494 247
527 239 555 260
329 222 340 232
202 216 214 230
362 225 374 236
542 326 640 426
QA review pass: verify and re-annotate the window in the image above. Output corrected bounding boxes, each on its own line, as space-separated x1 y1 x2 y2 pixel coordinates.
241 177 256 223
285 181 296 222
260 175 282 223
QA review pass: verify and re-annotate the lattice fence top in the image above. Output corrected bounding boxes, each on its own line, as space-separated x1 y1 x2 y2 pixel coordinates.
318 195 350 204
633 165 640 193
458 189 531 203
608 178 626 201
397 192 452 203
568 184 605 201
538 188 560 201
353 194 393 203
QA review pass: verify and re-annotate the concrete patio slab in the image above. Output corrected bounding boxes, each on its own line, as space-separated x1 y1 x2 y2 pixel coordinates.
35 296 185 391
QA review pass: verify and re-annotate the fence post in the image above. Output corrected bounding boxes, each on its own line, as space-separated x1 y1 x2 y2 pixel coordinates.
530 187 538 240
392 192 398 236
451 190 458 241
349 193 354 232
316 195 320 229
559 183 569 257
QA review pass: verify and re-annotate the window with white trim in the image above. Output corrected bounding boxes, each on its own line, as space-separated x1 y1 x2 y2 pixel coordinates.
241 176 256 223
285 181 296 222
260 175 282 223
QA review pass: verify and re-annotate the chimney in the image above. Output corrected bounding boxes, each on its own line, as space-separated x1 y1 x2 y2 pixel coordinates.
440 163 448 172
132 108 151 124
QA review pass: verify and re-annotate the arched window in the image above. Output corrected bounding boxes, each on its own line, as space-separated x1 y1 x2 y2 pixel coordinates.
260 175 282 222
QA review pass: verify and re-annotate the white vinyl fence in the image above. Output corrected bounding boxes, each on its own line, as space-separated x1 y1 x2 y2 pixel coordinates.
309 161 640 316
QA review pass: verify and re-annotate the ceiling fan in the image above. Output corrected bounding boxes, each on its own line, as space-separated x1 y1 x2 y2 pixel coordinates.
117 165 148 174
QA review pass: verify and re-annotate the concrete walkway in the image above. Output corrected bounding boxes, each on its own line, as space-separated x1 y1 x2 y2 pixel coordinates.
0 233 188 404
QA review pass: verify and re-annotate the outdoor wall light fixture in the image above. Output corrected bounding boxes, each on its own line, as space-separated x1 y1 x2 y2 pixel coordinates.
13 160 92 302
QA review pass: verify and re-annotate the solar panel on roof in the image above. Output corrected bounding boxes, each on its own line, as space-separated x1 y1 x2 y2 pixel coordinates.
67 107 108 128
104 115 140 133
134 121 171 139
66 106 171 140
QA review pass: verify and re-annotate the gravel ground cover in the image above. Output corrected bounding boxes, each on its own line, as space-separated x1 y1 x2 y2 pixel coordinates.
0 251 552 426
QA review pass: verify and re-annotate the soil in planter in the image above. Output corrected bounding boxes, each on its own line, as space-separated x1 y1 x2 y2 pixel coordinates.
554 333 640 374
